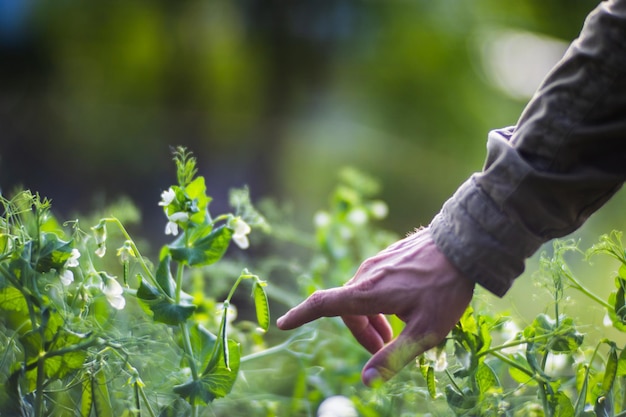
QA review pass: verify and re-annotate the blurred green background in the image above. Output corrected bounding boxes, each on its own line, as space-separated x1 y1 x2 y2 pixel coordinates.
2 0 626 326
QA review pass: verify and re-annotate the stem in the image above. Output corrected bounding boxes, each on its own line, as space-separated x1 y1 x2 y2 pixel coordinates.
34 353 45 417
566 273 612 310
489 351 534 379
137 384 157 417
103 218 156 285
175 263 184 304
180 323 199 381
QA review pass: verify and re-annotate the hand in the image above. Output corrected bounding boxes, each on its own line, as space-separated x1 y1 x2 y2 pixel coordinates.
276 227 475 386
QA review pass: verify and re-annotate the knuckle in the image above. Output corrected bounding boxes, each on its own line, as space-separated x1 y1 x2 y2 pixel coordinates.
307 290 326 309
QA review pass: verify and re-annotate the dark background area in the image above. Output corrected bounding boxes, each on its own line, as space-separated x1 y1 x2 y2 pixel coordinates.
0 0 614 252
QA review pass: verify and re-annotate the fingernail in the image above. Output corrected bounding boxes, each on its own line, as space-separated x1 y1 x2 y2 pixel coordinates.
362 368 381 386
276 315 286 328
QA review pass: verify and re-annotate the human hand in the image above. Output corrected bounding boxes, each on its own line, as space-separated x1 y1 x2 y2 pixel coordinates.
276 227 475 386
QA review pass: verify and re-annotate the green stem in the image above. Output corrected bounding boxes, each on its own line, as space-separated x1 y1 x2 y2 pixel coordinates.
175 263 184 304
489 351 534 379
137 384 157 417
103 218 156 285
566 273 612 310
34 353 45 417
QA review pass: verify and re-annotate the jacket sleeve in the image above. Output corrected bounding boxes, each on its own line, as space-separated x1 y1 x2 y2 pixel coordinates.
429 0 626 297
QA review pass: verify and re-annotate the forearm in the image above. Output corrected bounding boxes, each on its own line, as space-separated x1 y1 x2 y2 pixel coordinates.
430 0 626 296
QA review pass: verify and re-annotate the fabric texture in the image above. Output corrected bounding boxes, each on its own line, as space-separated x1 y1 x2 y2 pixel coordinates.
430 0 626 297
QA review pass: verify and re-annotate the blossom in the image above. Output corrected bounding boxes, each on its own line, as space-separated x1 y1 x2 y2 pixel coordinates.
424 348 448 372
60 269 74 286
369 200 389 219
159 187 176 207
230 217 251 249
59 248 80 285
347 208 368 226
313 211 331 228
117 240 135 262
92 221 107 258
66 248 81 268
165 211 189 236
102 276 125 310
317 396 357 417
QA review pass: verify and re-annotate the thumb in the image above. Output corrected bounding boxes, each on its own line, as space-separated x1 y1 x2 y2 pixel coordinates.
361 330 438 387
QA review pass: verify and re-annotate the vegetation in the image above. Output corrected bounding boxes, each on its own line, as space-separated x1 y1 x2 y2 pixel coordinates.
2 149 626 416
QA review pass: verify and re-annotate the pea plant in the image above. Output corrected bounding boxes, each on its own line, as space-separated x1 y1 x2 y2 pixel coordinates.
0 147 269 416
415 235 626 417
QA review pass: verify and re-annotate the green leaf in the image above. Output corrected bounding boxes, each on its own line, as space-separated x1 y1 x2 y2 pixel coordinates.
169 225 233 267
185 177 211 225
616 346 626 377
155 254 176 298
475 362 500 399
574 364 590 414
252 281 270 333
92 367 114 417
552 391 575 417
444 385 476 414
601 344 618 393
0 287 28 313
188 324 218 371
137 278 196 325
174 339 240 405
34 232 73 273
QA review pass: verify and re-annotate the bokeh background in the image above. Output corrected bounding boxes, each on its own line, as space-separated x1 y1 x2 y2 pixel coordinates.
2 0 626 328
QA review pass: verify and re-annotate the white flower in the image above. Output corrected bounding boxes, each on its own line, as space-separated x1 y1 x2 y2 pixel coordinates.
313 211 331 228
95 245 106 258
117 240 135 262
424 348 448 372
370 200 388 219
347 208 368 226
317 396 357 417
103 277 125 310
159 188 176 207
165 211 189 236
60 269 74 286
92 221 107 257
66 248 81 268
231 217 251 249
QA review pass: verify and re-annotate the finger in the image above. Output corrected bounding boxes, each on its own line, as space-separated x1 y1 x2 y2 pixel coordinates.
342 315 391 354
361 326 440 386
277 286 377 330
369 314 393 344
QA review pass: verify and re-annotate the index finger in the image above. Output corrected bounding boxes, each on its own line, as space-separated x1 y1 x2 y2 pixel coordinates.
276 286 377 330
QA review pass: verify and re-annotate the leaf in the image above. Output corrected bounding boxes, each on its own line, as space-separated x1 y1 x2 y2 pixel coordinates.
155 254 176 298
168 226 233 267
185 177 211 225
252 281 270 333
475 362 500 399
0 287 28 313
444 385 476 414
574 364 590 415
616 346 626 377
174 339 240 405
137 278 196 325
552 391 575 417
188 324 218 371
601 344 618 393
34 232 73 273
92 367 114 417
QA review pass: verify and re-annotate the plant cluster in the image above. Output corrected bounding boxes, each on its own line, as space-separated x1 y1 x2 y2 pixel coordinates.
0 147 269 416
2 149 626 417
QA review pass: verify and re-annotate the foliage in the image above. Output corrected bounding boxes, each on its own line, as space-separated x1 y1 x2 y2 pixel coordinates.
3 155 626 416
0 147 269 416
